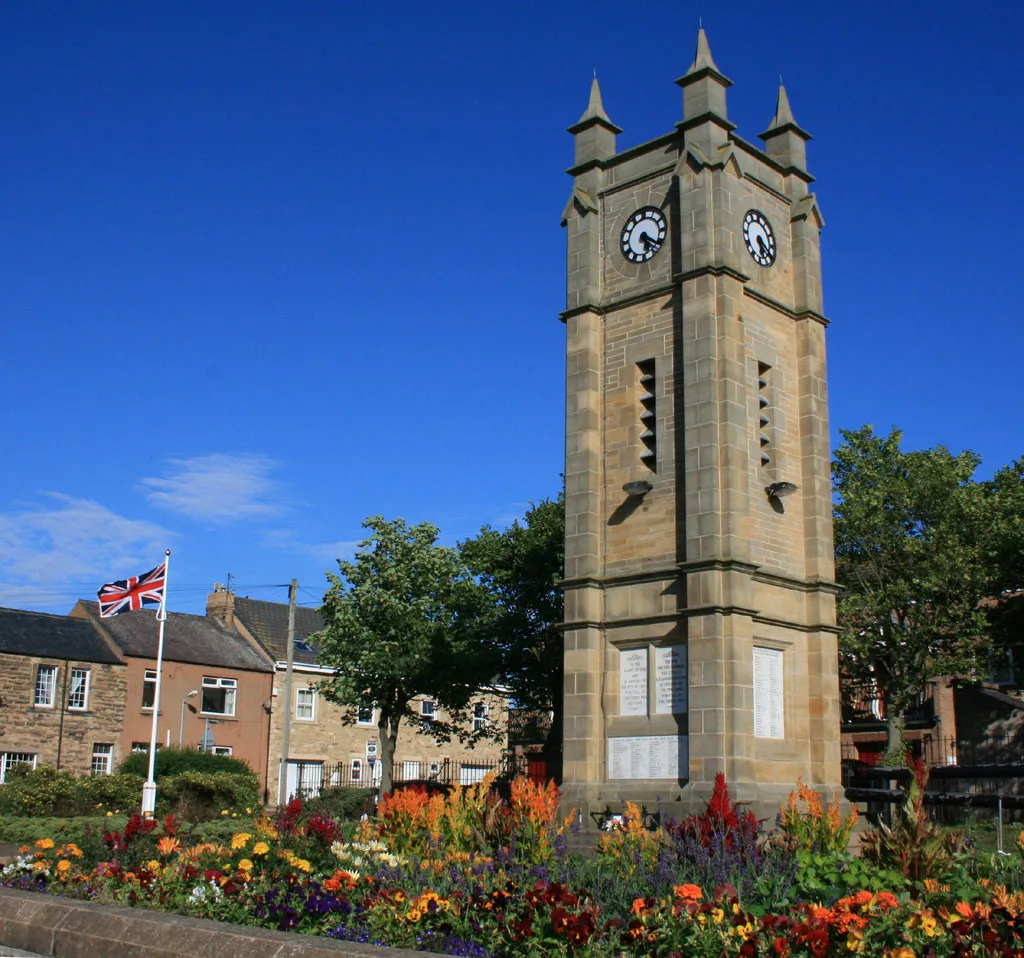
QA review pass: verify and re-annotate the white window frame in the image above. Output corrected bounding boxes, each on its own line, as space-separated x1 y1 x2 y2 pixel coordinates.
0 752 37 783
210 745 233 756
295 687 316 721
141 669 157 710
34 665 58 708
67 668 91 711
200 676 237 717
356 704 376 726
131 742 150 753
472 702 488 733
420 699 436 717
90 744 113 776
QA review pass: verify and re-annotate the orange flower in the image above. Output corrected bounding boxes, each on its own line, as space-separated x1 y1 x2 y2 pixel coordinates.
156 837 180 856
631 898 648 915
874 892 899 910
673 883 703 901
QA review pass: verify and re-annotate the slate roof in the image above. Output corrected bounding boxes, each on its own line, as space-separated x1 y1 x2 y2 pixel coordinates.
78 602 273 673
231 597 324 665
0 606 122 664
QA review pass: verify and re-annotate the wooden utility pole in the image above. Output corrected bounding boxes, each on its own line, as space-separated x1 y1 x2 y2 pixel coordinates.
277 579 298 807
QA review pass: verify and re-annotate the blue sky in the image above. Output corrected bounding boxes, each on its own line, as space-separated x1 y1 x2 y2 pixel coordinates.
1 1 1021 615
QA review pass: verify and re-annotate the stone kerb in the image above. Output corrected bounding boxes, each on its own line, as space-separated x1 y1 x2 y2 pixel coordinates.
0 887 438 958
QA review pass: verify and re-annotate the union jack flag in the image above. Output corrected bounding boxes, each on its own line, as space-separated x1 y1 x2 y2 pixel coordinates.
97 563 167 618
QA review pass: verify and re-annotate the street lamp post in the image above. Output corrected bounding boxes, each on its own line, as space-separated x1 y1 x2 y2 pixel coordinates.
179 689 199 747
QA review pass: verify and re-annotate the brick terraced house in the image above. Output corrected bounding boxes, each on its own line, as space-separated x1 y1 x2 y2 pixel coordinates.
206 588 507 801
0 606 127 780
71 601 275 793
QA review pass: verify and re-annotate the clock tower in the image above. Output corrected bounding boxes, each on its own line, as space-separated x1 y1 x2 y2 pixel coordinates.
560 30 842 820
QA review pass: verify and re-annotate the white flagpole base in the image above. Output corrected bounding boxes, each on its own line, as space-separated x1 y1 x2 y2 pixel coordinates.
141 780 158 818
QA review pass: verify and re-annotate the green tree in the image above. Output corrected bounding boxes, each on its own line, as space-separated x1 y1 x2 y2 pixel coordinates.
314 516 496 795
460 493 565 779
833 426 996 751
982 458 1024 676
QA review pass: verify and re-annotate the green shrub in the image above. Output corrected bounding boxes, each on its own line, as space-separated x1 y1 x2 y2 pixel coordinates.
0 814 128 845
118 746 253 778
157 770 261 821
302 786 375 822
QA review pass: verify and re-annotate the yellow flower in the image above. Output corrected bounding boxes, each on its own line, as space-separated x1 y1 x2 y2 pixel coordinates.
238 859 253 871
221 809 229 816
146 860 160 872
35 838 55 850
245 807 252 815
64 843 83 859
56 860 72 875
231 832 251 850
293 858 312 873
406 908 422 923
252 842 270 856
33 861 48 873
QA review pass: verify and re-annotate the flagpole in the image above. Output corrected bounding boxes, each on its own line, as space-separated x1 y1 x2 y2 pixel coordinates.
141 549 172 818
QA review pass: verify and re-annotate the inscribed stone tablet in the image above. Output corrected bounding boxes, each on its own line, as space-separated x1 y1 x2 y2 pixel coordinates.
607 734 688 780
619 647 648 716
753 646 784 739
654 645 687 714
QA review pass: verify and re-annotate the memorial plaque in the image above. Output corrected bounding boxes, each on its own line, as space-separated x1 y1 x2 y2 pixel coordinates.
655 645 687 714
753 647 784 739
619 647 648 716
608 735 688 780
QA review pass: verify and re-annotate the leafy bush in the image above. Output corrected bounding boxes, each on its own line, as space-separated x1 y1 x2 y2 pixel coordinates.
0 814 127 844
118 746 253 778
157 770 261 821
302 786 375 823
861 759 966 883
0 765 144 817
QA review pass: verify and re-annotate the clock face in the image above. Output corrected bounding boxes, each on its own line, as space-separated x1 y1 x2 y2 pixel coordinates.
620 207 667 263
742 210 777 267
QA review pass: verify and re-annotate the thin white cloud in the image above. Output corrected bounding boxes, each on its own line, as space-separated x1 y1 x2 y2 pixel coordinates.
260 528 359 563
141 453 284 523
0 493 172 607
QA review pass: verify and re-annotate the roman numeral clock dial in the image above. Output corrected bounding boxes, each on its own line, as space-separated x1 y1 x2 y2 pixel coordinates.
742 210 777 267
620 207 667 263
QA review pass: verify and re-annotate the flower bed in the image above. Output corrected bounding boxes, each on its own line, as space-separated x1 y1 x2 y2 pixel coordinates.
4 770 1024 956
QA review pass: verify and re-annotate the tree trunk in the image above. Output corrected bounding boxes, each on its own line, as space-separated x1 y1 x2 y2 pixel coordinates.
886 710 905 760
541 674 563 784
378 713 400 797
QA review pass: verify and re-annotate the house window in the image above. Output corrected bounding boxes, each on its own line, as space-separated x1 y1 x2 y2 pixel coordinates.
131 742 150 753
472 702 488 733
210 746 233 757
351 758 362 782
34 665 57 707
357 703 375 726
141 670 157 710
421 700 436 718
201 676 237 716
757 362 772 469
67 668 90 710
296 688 316 721
91 744 113 775
0 752 36 783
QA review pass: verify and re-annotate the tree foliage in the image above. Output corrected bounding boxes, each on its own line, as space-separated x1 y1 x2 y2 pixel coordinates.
313 516 496 795
460 494 565 771
833 426 1011 744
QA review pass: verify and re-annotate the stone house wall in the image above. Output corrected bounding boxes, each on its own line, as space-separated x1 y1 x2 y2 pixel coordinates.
0 652 127 777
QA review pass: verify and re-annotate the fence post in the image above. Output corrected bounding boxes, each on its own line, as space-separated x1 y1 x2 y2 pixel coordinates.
998 796 1004 854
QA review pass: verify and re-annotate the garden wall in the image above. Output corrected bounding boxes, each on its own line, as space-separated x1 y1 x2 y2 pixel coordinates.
0 887 431 958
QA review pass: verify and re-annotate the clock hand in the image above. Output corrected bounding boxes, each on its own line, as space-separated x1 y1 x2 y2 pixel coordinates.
639 232 661 251
757 236 769 257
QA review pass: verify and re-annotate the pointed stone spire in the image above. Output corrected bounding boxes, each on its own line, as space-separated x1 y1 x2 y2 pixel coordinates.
759 83 812 176
568 76 621 169
676 28 734 148
685 28 723 78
